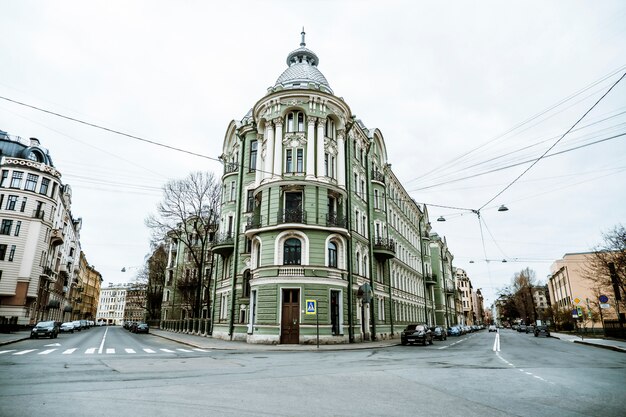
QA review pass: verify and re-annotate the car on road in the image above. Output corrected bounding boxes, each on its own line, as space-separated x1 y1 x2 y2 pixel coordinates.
488 325 497 332
72 320 83 331
517 324 528 333
30 321 59 339
60 322 75 333
431 326 447 341
534 325 550 337
401 324 433 346
133 323 149 334
448 326 461 336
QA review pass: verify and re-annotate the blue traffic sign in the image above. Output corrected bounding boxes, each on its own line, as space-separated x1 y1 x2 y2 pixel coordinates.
599 295 609 303
305 299 317 315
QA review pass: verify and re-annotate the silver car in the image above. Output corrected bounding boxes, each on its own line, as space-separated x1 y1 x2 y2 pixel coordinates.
60 322 75 333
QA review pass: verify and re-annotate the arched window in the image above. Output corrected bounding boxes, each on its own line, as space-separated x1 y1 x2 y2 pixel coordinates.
363 255 368 278
328 241 337 268
283 238 301 265
325 118 336 140
242 270 251 298
286 111 305 133
356 252 361 275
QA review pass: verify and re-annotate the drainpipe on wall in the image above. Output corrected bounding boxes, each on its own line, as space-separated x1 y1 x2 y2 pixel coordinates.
418 213 428 325
365 140 376 340
344 117 355 343
227 131 247 339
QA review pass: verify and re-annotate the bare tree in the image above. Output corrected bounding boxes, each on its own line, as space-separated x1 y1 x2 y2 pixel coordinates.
582 224 626 310
133 244 167 322
511 268 538 324
145 171 221 319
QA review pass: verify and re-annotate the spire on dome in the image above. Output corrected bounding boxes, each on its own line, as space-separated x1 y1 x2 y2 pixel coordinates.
300 27 306 47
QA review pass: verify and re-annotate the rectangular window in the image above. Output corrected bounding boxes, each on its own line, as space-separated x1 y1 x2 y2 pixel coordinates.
330 155 335 179
285 149 293 173
10 171 23 188
355 210 360 234
229 181 235 201
0 194 3 210
374 190 379 209
246 190 254 212
6 195 18 211
39 178 50 195
296 149 303 173
360 180 365 199
20 197 27 212
0 170 8 187
51 182 57 199
362 215 367 236
0 244 6 261
325 153 329 177
25 174 38 191
249 140 258 172
14 221 21 237
0 220 12 235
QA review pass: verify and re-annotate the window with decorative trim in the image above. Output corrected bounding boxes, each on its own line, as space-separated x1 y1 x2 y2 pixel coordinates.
283 238 301 265
249 140 258 172
328 241 337 268
286 110 305 133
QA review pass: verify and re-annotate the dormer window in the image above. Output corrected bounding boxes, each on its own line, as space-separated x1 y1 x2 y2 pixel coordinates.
286 111 305 133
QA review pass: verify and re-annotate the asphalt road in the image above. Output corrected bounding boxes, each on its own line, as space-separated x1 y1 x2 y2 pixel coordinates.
0 327 624 417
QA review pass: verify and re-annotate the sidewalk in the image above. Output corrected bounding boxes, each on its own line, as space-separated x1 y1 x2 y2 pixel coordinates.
0 331 30 346
550 332 626 353
149 328 399 352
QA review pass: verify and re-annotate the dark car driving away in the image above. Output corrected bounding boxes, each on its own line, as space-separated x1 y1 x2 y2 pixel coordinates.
401 324 433 346
133 323 149 334
431 326 447 341
534 325 550 337
30 321 59 339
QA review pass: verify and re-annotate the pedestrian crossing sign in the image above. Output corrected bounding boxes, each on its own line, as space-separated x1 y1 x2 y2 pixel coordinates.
306 299 317 315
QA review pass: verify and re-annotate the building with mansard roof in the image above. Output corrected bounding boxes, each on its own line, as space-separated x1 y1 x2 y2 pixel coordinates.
0 130 98 327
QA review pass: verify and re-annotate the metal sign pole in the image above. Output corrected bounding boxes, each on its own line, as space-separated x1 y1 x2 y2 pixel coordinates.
316 310 319 349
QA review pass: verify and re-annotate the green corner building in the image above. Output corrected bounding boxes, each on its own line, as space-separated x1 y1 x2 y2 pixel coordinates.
197 32 456 344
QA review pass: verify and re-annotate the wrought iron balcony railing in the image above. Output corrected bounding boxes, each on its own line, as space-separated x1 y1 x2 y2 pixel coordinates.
277 209 307 224
371 170 385 183
326 213 347 228
373 237 396 253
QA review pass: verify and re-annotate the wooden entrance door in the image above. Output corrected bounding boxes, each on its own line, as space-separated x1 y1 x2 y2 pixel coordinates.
280 289 300 344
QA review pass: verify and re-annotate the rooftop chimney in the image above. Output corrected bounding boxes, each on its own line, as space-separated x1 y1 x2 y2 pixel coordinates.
29 137 40 146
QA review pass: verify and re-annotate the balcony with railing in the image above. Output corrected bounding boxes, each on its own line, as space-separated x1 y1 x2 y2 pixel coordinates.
371 170 385 183
40 266 57 282
373 237 396 260
326 213 347 228
50 228 64 246
224 162 238 175
277 209 307 225
424 273 437 285
212 232 234 256
245 215 263 231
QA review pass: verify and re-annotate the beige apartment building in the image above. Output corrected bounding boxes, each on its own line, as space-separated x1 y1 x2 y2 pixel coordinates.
549 252 618 328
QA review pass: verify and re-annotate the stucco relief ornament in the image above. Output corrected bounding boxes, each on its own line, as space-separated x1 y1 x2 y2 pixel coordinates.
261 142 267 159
325 137 337 155
283 133 306 147
283 99 303 107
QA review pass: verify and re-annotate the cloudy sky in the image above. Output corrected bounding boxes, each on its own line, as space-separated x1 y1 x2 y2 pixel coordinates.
1 1 624 306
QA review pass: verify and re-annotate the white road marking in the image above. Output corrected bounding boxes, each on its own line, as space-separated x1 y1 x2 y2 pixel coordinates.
106 348 115 354
13 349 36 355
97 327 109 354
38 349 57 355
62 349 77 354
0 350 16 355
44 343 61 347
143 348 156 353
192 348 209 352
492 332 501 352
176 348 193 352
125 348 136 354
437 345 450 350
85 348 96 354
160 348 175 353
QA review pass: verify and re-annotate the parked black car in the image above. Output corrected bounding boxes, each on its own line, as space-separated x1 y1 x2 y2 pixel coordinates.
431 326 447 341
30 321 59 339
133 323 149 334
534 325 550 337
401 324 433 346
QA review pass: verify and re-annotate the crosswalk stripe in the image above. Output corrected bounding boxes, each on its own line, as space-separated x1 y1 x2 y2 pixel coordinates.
85 348 96 354
0 350 16 355
63 349 77 355
192 348 209 352
143 348 156 353
14 349 36 355
160 348 174 353
176 348 193 352
106 348 115 354
125 348 136 354
38 349 57 355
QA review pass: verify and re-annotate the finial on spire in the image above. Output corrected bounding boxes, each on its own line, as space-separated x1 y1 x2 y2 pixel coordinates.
300 27 306 47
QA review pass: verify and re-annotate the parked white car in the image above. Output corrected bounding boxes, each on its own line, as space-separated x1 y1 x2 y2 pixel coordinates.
60 322 75 333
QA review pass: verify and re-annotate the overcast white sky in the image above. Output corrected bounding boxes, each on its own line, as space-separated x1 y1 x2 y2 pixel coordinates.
1 1 625 306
